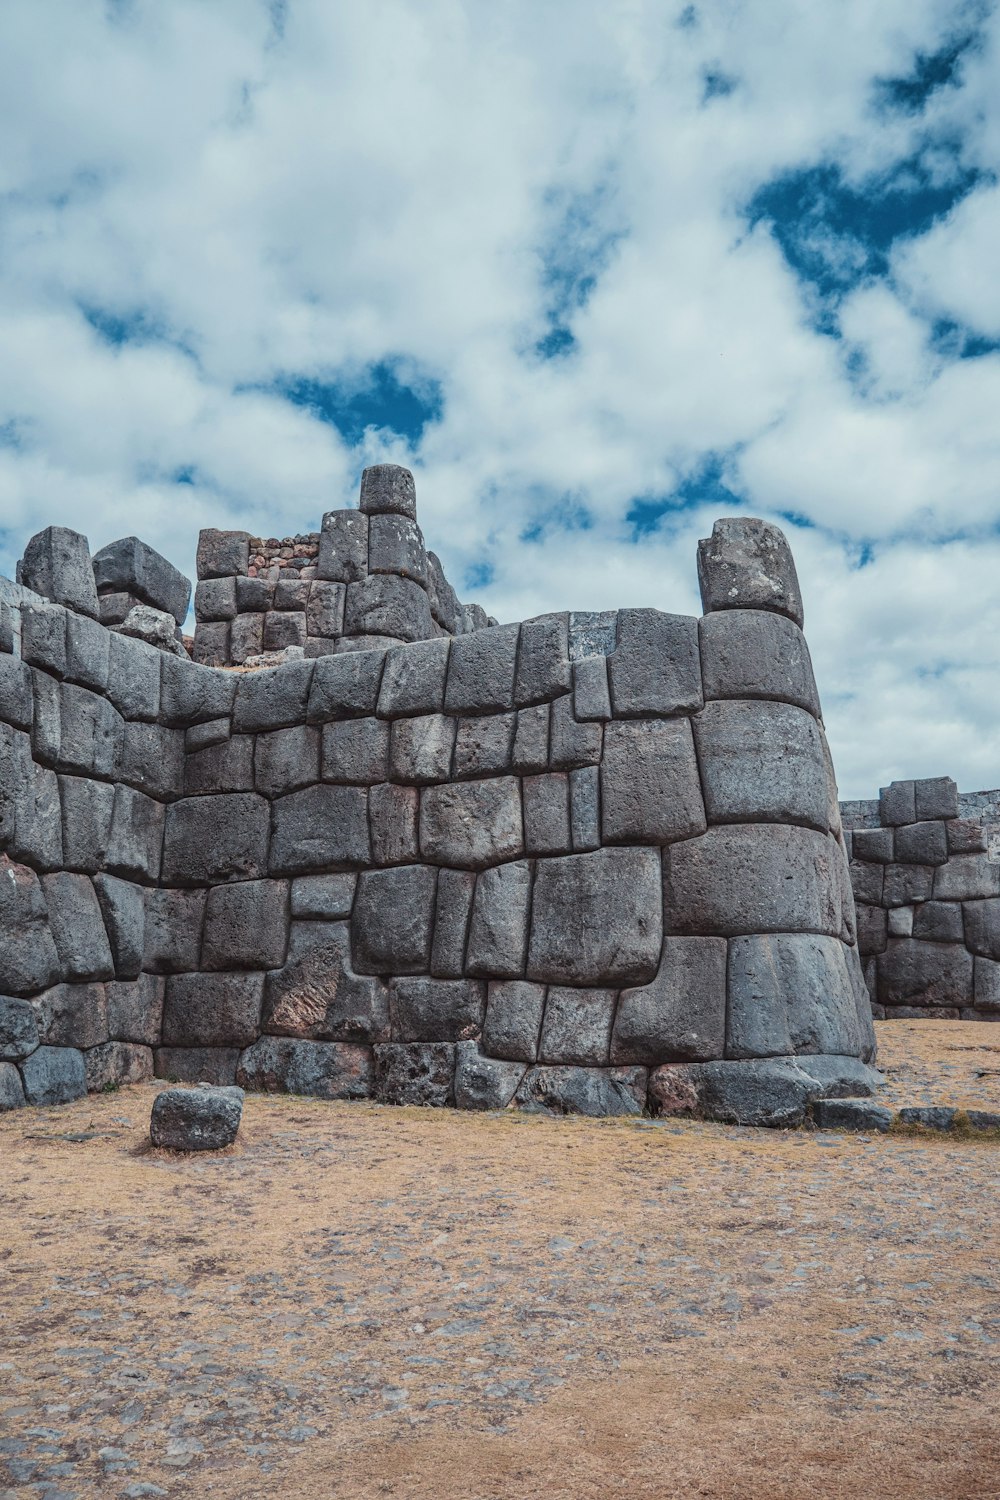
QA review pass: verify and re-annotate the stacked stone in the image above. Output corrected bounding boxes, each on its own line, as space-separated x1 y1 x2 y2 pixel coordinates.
192 465 491 667
844 777 1000 1019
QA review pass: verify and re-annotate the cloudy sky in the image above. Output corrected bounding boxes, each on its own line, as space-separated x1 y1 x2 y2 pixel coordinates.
1 1 999 797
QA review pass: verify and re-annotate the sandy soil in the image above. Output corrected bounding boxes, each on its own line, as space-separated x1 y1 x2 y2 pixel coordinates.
1 1021 999 1500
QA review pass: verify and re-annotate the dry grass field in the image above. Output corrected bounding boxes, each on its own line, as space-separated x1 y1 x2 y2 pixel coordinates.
2 1021 999 1500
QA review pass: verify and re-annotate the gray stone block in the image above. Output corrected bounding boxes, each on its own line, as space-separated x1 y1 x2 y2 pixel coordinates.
914 776 959 821
42 872 114 981
812 1098 892 1132
570 765 600 852
895 820 948 865
162 972 264 1047
230 611 264 664
569 611 619 662
306 580 346 637
191 620 231 666
0 857 64 994
236 575 275 612
98 590 140 625
911 900 965 943
0 995 40 1061
30 668 61 762
263 926 389 1043
523 773 571 856
466 861 532 977
196 529 249 580
898 1105 957 1131
420 776 523 868
183 733 254 796
84 1040 153 1092
344 575 433 643
232 659 314 733
429 868 476 977
21 602 68 677
935 853 1000 901
0 653 33 729
454 1041 525 1110
107 974 164 1045
1 725 62 869
962 898 1000 959
58 683 124 777
849 859 884 905
322 716 389 784
883 863 934 906
444 623 520 713
93 874 144 979
511 703 549 773
273 576 310 612
967 1108 1000 1128
20 526 100 617
369 782 419 865
377 637 450 718
93 537 191 623
202 879 289 971
389 978 485 1042
699 608 820 716
572 655 611 721
352 865 438 974
0 1062 25 1111
368 512 428 586
59 775 114 871
877 939 973 1008
374 1042 455 1106
946 818 987 855
528 847 662 986
263 610 307 651
514 1065 647 1117
696 517 803 628
879 780 916 827
317 509 369 584
539 987 616 1066
664 824 843 937
186 716 231 754
602 719 706 844
973 957 1000 1010
607 609 702 717
290 873 356 919
255 724 321 797
143 889 206 974
856 904 888 955
270 784 371 873
160 656 236 726
887 905 913 938
359 463 417 519
154 1047 241 1083
64 610 110 691
195 576 237 622
19 1045 87 1106
107 785 164 880
651 1055 864 1128
726 933 866 1060
33 982 108 1049
304 636 340 658
611 936 727 1064
163 792 270 884
694 699 829 832
426 551 460 634
453 712 515 778
514 613 570 706
462 603 491 633
106 632 162 720
549 693 602 771
150 1085 244 1150
307 648 386 721
237 1036 372 1099
481 980 546 1062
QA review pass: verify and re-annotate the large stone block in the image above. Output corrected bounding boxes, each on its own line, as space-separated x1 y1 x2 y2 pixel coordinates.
466 861 532 977
946 817 988 855
143 889 206 974
263 610 307 652
306 579 346 637
359 464 418 519
420 776 523 867
527 847 662 986
877 939 973 1008
274 576 311 612
912 900 964 944
84 1040 153 1092
511 703 549 773
194 577 237 621
895 820 948 865
726 933 867 1060
481 980 546 1062
373 1042 455 1106
453 1041 525 1110
856 904 888 955
377 637 450 718
368 512 428 586
192 621 231 666
186 717 232 755
160 656 236 726
369 782 419 865
607 609 702 717
93 536 191 623
572 655 611 721
232 659 315 733
1 725 62 869
322 716 389 784
106 632 161 721
611 936 727 1064
263 924 389 1043
153 1047 241 1085
651 1055 877 1128
254 724 321 797
20 526 100 617
514 1065 647 1117
183 734 254 796
352 865 438 974
390 713 456 783
453 712 515 778
344 575 433 643
549 694 602 770
230 611 264 664
307 648 386 721
514 614 571 706
120 722 182 803
58 683 124 777
963 898 1000 959
883 863 933 906
33 982 108 1049
851 827 894 863
150 1085 244 1150
290 872 357 919
270 784 370 873
664 824 842 937
30 668 61 763
694 699 829 832
522 773 571 856
196 528 249 579
162 793 270 884
696 517 803 628
538 987 616 1066
21 602 68 678
0 653 34 730
106 785 164 880
879 780 916 827
64 611 110 692
934 854 1000 901
317 509 369 584
19 1045 87 1106
601 719 706 844
59 775 114 872
388 978 485 1041
202 879 289 971
237 1037 372 1099
426 551 460 634
0 1062 25 1111
444 624 520 714
914 776 959 821
570 765 600 852
849 859 884 906
0 995 40 1060
41 872 114 981
93 874 144 979
973 958 1000 1010
107 974 164 1045
699 608 820 716
429 868 476 977
162 972 264 1047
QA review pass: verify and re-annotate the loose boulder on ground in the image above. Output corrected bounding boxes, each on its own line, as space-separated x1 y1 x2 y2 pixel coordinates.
149 1085 244 1151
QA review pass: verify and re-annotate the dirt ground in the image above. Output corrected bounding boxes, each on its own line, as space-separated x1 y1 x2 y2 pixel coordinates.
1 1020 999 1500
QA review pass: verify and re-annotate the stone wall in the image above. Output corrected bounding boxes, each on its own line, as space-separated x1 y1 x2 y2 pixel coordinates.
842 780 1000 1020
1 480 877 1123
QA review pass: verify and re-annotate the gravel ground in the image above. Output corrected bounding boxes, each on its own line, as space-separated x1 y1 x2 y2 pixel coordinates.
875 1019 1000 1108
1 1020 998 1500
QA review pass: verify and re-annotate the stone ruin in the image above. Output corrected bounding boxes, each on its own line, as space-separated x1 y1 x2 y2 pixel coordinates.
0 466 879 1127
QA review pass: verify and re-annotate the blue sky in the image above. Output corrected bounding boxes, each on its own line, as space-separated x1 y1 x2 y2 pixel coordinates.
1 0 1000 795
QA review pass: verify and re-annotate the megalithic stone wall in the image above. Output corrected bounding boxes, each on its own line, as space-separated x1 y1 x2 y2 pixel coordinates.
0 480 877 1126
841 781 1000 1020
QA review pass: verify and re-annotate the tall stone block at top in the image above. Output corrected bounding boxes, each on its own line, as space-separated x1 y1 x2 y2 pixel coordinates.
697 517 804 628
92 537 192 625
19 528 100 619
359 464 418 520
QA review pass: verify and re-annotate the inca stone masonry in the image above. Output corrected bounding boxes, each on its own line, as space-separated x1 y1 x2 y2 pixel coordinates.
1 466 896 1125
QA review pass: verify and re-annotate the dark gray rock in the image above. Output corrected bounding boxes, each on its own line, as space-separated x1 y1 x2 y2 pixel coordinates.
58 683 124 777
514 614 570 706
426 551 460 633
162 972 264 1047
64 610 110 691
186 716 231 754
522 772 571 856
849 860 884 905
420 776 523 867
183 733 254 796
263 610 307 651
515 1065 647 1117
270 784 370 872
538 987 615 1066
317 509 369 583
202 879 289 971
389 978 485 1041
32 981 107 1048
390 713 456 783
359 464 418 519
572 654 611 721
0 995 40 1060
0 726 62 869
481 980 546 1062
444 623 520 714
230 612 264 663
964 899 1000 959
352 865 438 973
377 637 450 717
914 776 959 821
30 668 61 762
373 1042 455 1106
19 1045 87 1105
237 1036 372 1098
273 576 311 612
429 868 476 977
322 715 389 783
466 861 532 977
877 939 973 1007
527 847 662 986
107 974 164 1045
93 536 191 623
664 824 842 937
511 703 549 773
106 632 161 720
119 603 188 658
143 889 207 972
59 775 114 872
973 958 1000 1010
290 872 356 919
93 874 144 979
195 577 237 621
726 933 867 1059
107 785 164 881
934 854 1000 901
879 780 916 827
898 1105 957 1131
611 936 727 1064
196 529 249 580
306 579 346 637
549 693 602 770
856 904 888 955
21 601 68 677
453 712 515 778
655 1054 877 1127
694 699 829 832
236 575 274 612
262 925 389 1043
98 589 141 625
0 1061 25 1111
602 719 706 844
368 512 428 585
0 856 66 994
254 724 321 796
912 900 965 943
850 828 894 863
344 575 433 642
153 1046 241 1084
41 872 114 981
454 1041 525 1110
570 765 601 852
887 905 913 937
607 609 702 717
307 648 385 720
946 817 987 855
812 1098 892 1132
696 517 803 627
233 659 314 733
883 863 934 906
895 820 948 865
160 655 236 725
84 1040 153 1092
369 782 419 865
162 792 270 884
699 608 820 716
20 526 100 617
0 653 34 729
150 1085 244 1150
967 1109 1000 1130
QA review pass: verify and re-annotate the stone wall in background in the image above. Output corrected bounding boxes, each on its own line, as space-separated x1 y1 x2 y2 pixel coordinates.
0 473 878 1124
841 782 1000 1021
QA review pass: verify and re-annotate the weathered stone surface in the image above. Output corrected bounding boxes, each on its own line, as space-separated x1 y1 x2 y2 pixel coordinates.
197 529 249 580
694 700 829 832
426 551 460 633
233 659 314 734
186 719 231 754
549 694 602 771
879 780 916 827
611 937 727 1065
391 713 456 784
515 1065 647 1117
19 1045 87 1106
481 980 546 1062
429 868 476 977
263 610 307 651
697 517 803 627
94 536 191 623
377 637 450 717
453 1041 525 1110
812 1097 892 1132
262 924 389 1043
368 512 427 586
528 847 662 986
887 904 913 938
571 655 611 724
322 716 389 784
290 872 356 919
195 577 238 622
664 824 842 937
882 863 934 906
898 1105 957 1130
359 464 418 520
29 669 61 764
58 683 124 777
934 854 1000 901
511 703 549 773
522 773 571 856
98 590 141 626
237 1037 372 1099
93 874 144 979
84 1040 153 1092
344 575 433 643
726 934 866 1059
657 1054 877 1127
973 957 1000 1010
369 782 419 865
538 987 615 1066
20 526 100 617
856 904 888 955
914 776 959 821
21 601 68 677
514 614 570 706
160 656 236 726
453 713 515 778
569 765 600 852
162 793 270 884
270 784 371 872
389 978 485 1041
230 612 264 663
699 608 820 715
877 939 973 1007
202 880 289 971
963 899 1000 959
0 1061 25 1111
850 828 894 863
162 972 264 1047
849 860 884 905
601 719 706 844
59 775 114 871
911 900 965 944
107 974 164 1045
154 1047 241 1085
352 865 438 974
273 576 310 612
444 624 520 714
307 648 385 721
183 733 254 796
106 632 161 721
118 603 187 658
374 1041 455 1106
0 653 34 730
895 820 948 865
420 777 523 868
466 861 532 977
150 1085 244 1150
0 995 40 1060
254 724 321 796
41 872 114 981
143 889 206 973
317 509 369 584
107 785 163 880
64 610 110 691
305 579 346 638
946 817 987 855
607 609 702 718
